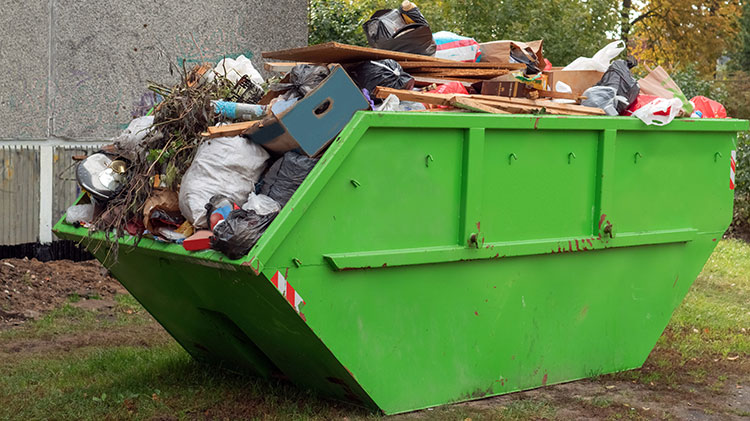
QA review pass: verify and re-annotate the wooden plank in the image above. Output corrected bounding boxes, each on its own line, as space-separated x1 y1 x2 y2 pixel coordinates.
262 42 458 64
373 87 605 115
470 99 591 116
409 68 510 78
201 121 260 138
450 97 510 114
397 61 525 70
412 76 477 88
264 62 309 73
467 95 604 115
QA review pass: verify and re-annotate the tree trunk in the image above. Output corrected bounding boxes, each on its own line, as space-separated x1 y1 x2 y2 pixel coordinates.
621 0 632 50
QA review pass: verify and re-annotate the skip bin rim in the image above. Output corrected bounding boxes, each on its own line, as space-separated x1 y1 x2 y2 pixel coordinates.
53 113 749 274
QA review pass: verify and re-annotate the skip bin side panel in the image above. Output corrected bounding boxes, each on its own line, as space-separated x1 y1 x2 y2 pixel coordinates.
260 114 741 413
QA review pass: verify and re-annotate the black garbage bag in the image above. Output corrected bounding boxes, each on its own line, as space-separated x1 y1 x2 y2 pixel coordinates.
363 9 436 56
270 64 330 100
349 59 415 94
594 59 639 114
259 151 318 206
210 209 277 260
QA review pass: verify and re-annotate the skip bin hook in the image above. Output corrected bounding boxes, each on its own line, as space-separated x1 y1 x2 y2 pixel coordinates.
715 152 723 162
468 233 479 248
568 152 577 164
634 152 643 164
508 153 518 165
425 154 434 167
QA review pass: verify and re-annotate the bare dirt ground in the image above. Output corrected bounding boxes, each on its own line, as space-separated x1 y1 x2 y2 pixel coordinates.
0 257 126 326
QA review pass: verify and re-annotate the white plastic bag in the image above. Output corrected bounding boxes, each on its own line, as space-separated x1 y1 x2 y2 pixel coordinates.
179 137 270 228
65 204 94 225
207 55 264 85
563 40 625 72
631 97 683 126
113 115 154 152
552 81 575 104
242 192 281 216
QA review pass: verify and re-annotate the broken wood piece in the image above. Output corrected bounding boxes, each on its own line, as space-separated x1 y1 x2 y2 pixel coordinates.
264 62 310 73
449 97 510 114
412 76 477 88
372 87 605 115
396 61 525 70
467 95 604 115
409 68 511 78
263 42 457 64
201 121 260 138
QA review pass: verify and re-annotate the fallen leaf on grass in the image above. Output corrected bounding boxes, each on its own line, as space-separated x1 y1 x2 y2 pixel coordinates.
728 355 740 361
606 385 615 390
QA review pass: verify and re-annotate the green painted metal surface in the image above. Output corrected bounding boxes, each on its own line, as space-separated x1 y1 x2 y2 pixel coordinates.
54 113 749 414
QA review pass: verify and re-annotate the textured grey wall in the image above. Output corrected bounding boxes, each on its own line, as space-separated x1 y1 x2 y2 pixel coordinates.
0 0 308 245
0 0 308 142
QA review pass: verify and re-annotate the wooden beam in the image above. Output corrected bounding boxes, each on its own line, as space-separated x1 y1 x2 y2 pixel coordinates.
372 87 605 116
201 121 260 138
450 97 510 114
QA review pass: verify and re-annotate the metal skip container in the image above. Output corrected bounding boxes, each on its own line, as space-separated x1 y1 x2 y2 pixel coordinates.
54 113 749 414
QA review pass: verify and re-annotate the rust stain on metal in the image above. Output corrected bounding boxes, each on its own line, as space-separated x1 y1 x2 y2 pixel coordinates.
599 214 607 230
534 117 541 130
476 221 481 232
242 256 261 275
579 305 589 320
474 311 479 316
673 276 679 288
325 377 363 403
542 373 548 386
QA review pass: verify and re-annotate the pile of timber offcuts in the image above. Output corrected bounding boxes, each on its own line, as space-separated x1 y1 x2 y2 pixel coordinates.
372 87 604 115
260 41 604 116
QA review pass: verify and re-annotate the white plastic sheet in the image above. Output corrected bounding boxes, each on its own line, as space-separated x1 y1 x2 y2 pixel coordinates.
563 40 625 73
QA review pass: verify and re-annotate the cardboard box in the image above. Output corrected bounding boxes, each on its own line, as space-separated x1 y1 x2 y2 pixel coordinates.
480 73 548 98
479 40 544 65
544 70 603 96
245 65 369 156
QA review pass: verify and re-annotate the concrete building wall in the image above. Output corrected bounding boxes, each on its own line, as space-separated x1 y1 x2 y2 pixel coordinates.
0 0 308 245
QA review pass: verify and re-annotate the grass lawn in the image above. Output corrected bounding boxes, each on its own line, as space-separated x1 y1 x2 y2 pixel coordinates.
1 240 749 420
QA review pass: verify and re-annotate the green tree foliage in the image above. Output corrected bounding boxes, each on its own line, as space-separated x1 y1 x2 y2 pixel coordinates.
309 0 621 67
729 0 750 70
308 0 372 46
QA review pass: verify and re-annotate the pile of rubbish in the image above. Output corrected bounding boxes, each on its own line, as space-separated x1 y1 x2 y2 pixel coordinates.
66 1 730 261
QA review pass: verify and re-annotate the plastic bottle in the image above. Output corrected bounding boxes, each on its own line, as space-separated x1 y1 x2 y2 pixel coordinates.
212 100 267 121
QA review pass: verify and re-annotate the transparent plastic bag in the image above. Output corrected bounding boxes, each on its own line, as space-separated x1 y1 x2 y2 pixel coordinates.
581 86 624 116
242 192 281 216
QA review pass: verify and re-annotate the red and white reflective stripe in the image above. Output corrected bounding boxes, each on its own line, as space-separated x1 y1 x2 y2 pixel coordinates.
731 150 736 190
270 271 305 314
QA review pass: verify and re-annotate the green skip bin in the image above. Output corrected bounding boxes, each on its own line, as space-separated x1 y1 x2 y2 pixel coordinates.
54 113 749 414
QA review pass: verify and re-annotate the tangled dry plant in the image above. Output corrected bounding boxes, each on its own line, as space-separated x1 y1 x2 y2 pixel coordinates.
87 60 235 263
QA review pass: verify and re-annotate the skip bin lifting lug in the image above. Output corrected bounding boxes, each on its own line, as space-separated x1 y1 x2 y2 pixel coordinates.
468 233 479 248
